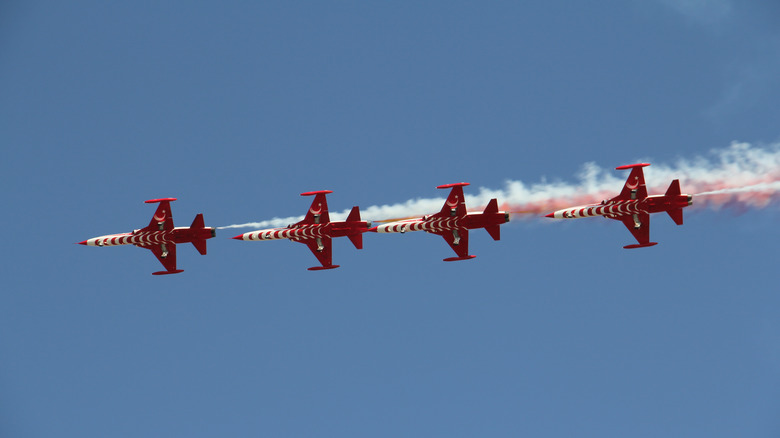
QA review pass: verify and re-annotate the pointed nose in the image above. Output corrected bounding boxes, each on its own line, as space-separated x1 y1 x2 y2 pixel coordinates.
231 234 245 240
76 240 88 245
367 226 378 233
544 213 555 218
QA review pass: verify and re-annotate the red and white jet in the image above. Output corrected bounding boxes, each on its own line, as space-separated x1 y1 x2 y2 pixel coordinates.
545 163 693 248
232 190 371 271
77 198 216 275
369 183 509 261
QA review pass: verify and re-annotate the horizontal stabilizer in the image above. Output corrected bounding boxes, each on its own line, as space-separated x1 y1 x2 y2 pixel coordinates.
667 208 684 225
485 225 501 241
346 206 361 222
191 238 208 255
665 179 682 197
190 213 205 229
483 198 499 214
347 233 363 250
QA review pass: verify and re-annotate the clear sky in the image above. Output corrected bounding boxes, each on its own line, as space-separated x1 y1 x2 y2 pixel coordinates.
2 1 779 437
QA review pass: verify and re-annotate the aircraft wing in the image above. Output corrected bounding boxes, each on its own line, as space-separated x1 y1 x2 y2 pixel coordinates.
297 236 338 270
616 212 657 248
430 227 472 260
295 191 332 226
434 183 468 219
139 242 183 274
610 164 649 202
143 198 175 231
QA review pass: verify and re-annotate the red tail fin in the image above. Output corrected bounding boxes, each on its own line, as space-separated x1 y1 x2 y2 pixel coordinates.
485 225 501 241
665 179 681 197
346 206 361 222
347 233 363 250
191 239 208 255
483 198 499 214
190 213 205 229
667 208 684 225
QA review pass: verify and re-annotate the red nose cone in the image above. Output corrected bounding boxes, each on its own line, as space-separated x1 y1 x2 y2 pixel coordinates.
367 226 378 232
544 213 555 218
231 234 245 240
76 240 88 245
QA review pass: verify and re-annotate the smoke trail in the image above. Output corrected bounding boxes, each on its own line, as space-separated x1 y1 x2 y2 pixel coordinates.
220 141 780 229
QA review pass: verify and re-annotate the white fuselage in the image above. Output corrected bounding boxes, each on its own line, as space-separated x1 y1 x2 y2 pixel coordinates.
373 217 463 233
82 229 183 247
549 200 644 219
237 225 328 241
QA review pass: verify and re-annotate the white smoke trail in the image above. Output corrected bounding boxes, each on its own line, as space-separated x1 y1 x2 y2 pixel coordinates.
220 141 780 229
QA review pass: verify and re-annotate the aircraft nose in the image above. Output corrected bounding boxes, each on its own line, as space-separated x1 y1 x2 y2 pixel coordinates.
76 240 88 245
544 213 555 218
231 234 245 240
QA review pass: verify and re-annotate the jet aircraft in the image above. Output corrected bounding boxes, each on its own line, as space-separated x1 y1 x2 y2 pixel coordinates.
232 190 370 270
77 198 216 274
545 163 693 248
369 183 509 261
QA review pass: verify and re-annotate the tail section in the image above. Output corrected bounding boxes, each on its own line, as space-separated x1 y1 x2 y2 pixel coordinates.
346 206 361 223
483 198 498 214
667 209 684 226
190 214 210 254
345 206 364 249
190 213 205 229
665 180 684 225
665 179 681 197
347 233 363 250
191 239 208 255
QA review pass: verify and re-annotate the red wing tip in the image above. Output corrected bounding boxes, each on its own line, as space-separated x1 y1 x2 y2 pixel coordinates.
544 213 555 218
152 270 184 275
615 163 651 170
76 240 88 245
623 242 658 249
308 265 340 271
443 255 476 262
300 190 333 196
436 182 470 189
145 198 177 203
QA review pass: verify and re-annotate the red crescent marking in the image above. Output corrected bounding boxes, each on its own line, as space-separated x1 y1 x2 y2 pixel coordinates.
310 203 322 215
626 177 639 190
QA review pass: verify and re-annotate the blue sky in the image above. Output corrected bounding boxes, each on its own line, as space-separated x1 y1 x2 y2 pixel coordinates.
2 1 779 436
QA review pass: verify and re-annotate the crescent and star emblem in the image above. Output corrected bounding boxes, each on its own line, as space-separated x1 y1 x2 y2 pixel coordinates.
446 196 459 207
153 210 166 222
625 177 639 190
310 203 322 215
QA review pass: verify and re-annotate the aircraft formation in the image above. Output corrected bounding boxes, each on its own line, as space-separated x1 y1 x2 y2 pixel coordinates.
78 164 693 274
